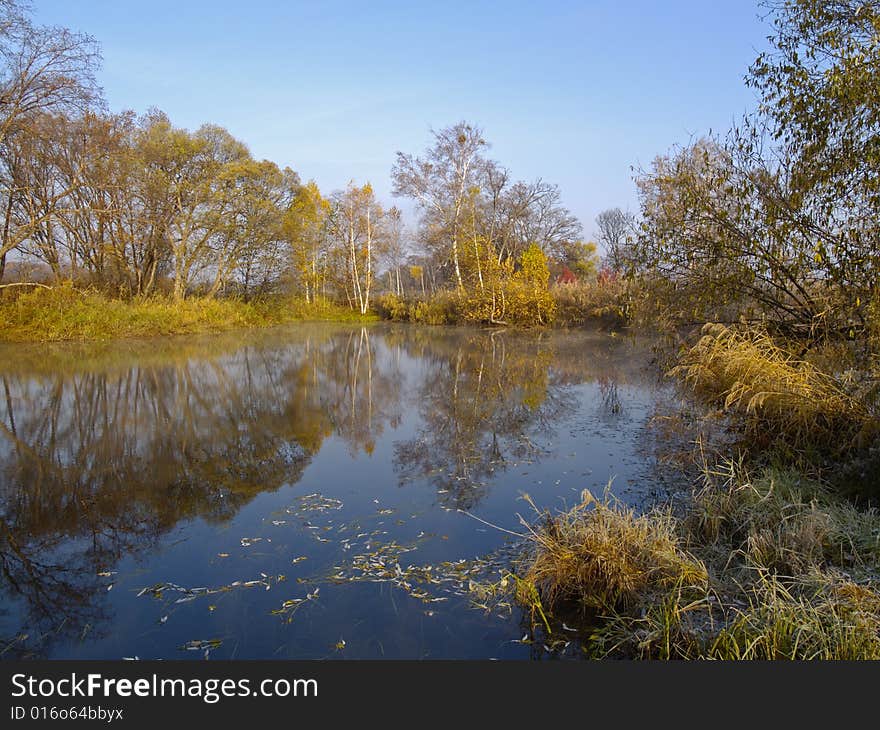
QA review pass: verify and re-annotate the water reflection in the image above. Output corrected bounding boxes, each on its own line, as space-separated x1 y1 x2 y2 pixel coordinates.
393 332 574 509
0 324 662 658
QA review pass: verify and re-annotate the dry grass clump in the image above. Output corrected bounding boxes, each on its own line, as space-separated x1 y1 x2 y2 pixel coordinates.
517 491 708 614
707 570 880 660
690 462 880 576
551 280 628 328
502 465 880 659
671 323 877 456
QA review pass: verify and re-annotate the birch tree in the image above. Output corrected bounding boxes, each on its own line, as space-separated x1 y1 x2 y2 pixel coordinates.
285 179 330 303
329 182 384 314
391 122 487 290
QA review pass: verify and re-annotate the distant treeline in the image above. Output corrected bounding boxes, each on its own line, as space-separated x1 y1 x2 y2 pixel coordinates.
4 0 879 342
0 1 600 315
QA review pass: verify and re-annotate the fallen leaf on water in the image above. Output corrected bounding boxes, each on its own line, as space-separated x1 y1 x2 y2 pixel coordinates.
181 638 222 652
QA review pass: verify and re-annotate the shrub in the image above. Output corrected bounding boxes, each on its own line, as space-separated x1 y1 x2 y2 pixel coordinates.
373 293 411 322
551 279 628 328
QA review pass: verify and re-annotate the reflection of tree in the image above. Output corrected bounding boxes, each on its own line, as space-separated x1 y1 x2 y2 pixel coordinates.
0 325 657 656
0 325 402 656
311 328 403 456
393 331 574 509
596 376 624 421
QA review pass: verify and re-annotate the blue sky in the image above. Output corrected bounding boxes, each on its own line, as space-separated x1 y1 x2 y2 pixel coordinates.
34 0 769 238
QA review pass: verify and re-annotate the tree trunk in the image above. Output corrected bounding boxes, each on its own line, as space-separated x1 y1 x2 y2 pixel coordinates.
1 191 13 284
451 232 463 289
473 233 484 292
363 206 372 314
173 257 186 302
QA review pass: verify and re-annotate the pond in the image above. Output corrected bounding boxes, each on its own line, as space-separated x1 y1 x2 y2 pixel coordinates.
0 323 676 659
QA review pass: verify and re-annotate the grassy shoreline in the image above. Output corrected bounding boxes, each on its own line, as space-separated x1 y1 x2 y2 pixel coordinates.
501 462 880 659
0 287 378 343
0 283 626 343
483 322 880 659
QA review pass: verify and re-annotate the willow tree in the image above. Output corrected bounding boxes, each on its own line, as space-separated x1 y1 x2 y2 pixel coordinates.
749 0 880 332
208 158 294 298
630 1 880 339
135 116 252 301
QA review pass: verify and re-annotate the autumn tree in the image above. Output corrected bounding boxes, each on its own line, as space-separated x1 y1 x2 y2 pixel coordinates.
381 205 407 296
209 159 293 298
491 177 582 265
0 0 101 282
328 182 385 314
284 179 329 303
392 122 487 290
0 0 100 144
748 0 880 333
631 1 880 339
564 240 600 280
595 208 635 272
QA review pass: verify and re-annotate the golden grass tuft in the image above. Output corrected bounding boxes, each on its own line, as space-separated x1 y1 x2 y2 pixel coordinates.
517 491 708 614
671 323 877 456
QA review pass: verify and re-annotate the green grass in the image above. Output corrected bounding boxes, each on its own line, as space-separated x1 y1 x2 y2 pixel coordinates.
0 286 378 342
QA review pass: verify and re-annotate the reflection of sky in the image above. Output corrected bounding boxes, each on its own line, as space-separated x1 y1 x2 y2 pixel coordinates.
0 324 671 659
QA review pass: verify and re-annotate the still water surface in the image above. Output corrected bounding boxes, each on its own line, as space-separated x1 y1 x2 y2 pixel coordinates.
0 324 674 659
